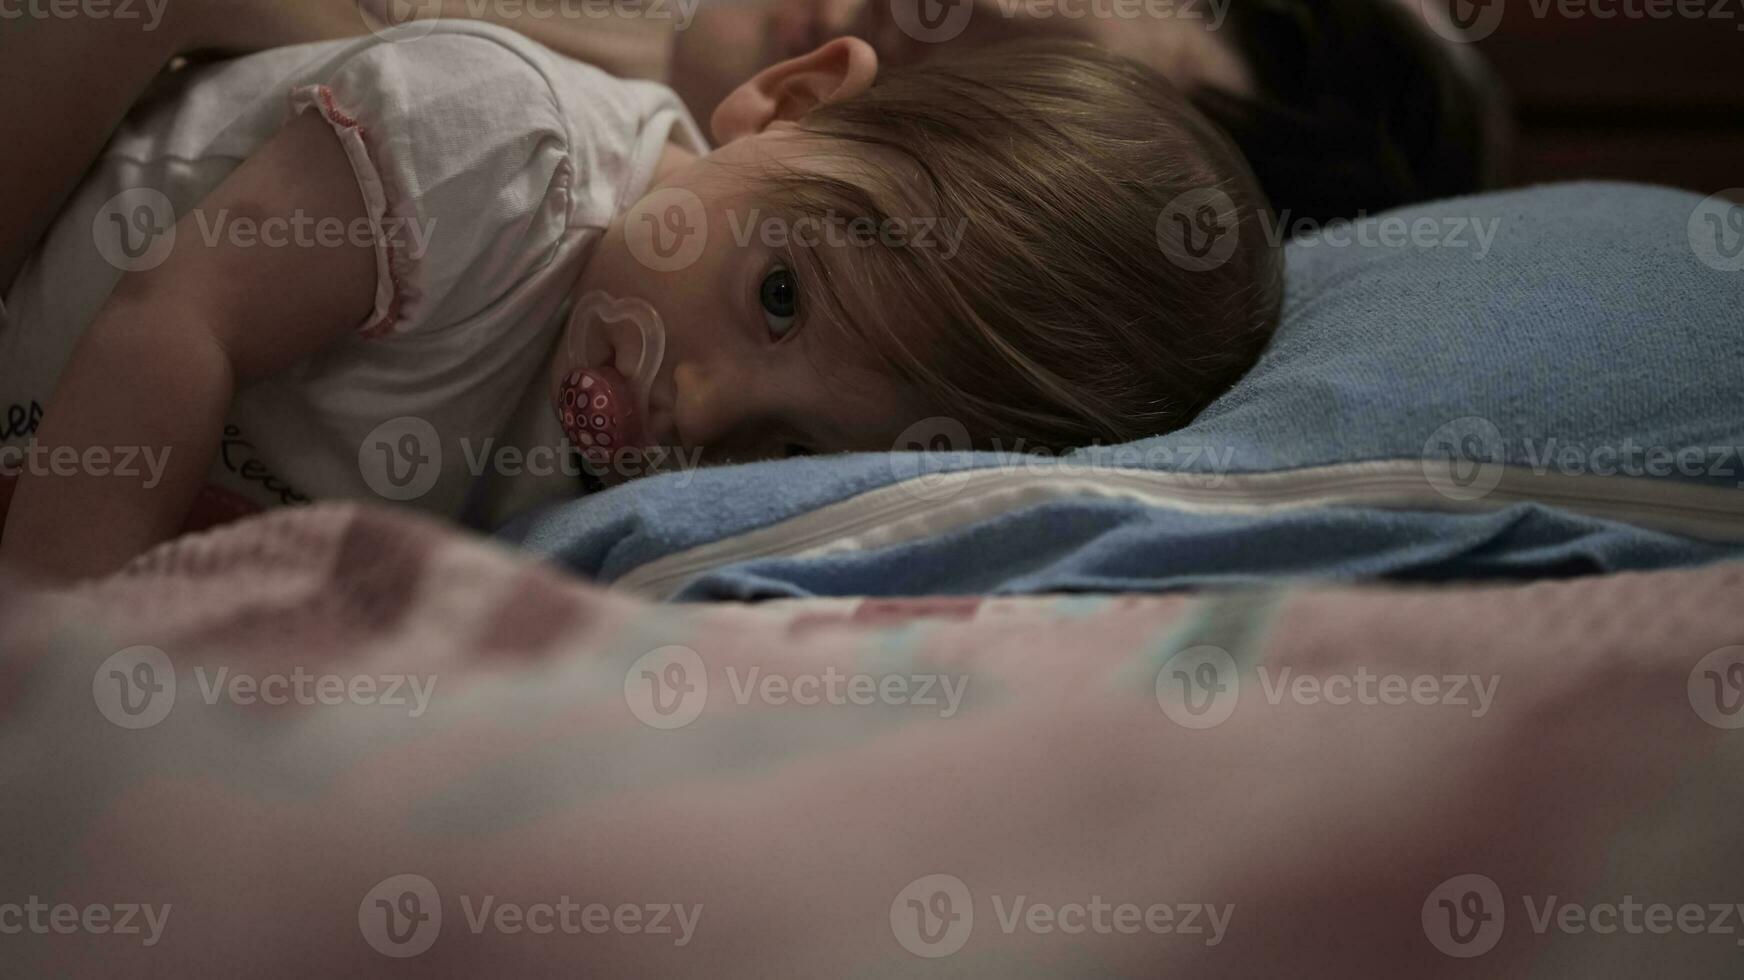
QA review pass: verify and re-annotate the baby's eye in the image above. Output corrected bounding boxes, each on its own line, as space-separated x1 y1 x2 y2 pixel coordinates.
759 267 798 340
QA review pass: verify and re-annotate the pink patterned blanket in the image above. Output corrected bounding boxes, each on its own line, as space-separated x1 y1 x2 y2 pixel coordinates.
3 502 1741 977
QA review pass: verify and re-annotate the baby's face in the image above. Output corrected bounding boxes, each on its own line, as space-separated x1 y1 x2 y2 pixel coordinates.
551 124 927 487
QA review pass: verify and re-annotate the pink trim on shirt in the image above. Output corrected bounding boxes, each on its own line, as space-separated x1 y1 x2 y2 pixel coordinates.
288 84 411 339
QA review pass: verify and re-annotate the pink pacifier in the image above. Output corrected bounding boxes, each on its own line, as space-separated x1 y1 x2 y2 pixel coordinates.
553 291 667 470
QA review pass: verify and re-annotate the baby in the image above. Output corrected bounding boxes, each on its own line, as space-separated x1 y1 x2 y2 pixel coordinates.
0 20 1280 580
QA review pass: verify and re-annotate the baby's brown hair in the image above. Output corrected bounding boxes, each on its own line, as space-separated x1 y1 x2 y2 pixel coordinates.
762 38 1283 451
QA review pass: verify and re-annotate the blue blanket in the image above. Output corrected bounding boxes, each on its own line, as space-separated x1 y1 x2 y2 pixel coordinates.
502 183 1744 599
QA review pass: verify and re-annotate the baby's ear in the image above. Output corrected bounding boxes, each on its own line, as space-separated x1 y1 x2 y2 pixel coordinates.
711 37 878 143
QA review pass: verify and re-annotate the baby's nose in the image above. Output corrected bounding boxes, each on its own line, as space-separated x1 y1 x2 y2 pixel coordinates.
670 361 783 463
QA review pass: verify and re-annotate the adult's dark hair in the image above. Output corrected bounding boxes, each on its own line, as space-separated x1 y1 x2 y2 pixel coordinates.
1191 0 1511 226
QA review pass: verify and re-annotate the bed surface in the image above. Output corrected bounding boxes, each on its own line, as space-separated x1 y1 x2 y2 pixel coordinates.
5 501 1741 975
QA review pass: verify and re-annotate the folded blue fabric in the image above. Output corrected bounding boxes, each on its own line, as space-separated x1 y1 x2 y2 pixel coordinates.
501 183 1744 599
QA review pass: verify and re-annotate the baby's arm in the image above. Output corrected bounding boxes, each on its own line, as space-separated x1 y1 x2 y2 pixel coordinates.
0 113 374 582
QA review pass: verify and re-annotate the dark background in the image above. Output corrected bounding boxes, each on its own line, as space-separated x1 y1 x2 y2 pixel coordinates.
1471 0 1743 200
